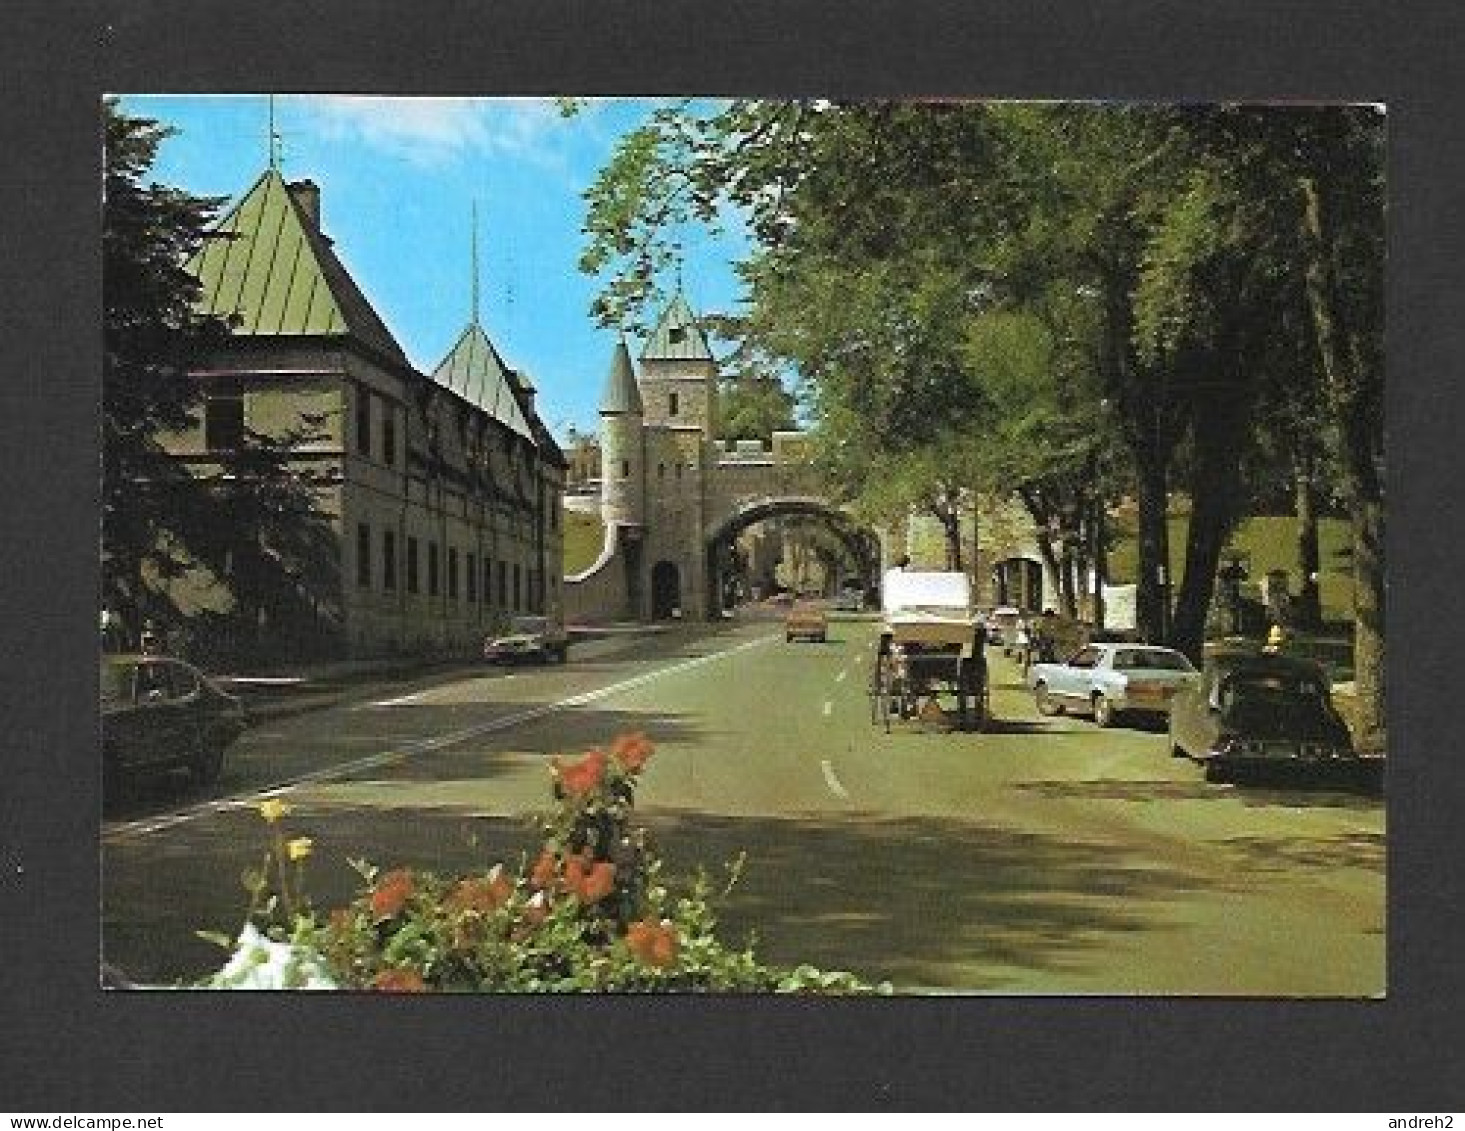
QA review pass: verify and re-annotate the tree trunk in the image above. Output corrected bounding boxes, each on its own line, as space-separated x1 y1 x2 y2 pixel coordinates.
1134 455 1170 643
1293 448 1323 631
1300 174 1385 752
1091 495 1108 630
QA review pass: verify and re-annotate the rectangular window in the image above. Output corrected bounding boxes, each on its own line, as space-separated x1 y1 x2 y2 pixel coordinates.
620 459 629 478
448 547 459 600
382 530 397 591
382 411 397 467
466 552 476 602
428 542 440 597
497 559 507 607
406 537 419 594
669 391 679 416
356 389 372 457
513 563 522 610
204 390 245 451
483 558 492 607
356 523 371 588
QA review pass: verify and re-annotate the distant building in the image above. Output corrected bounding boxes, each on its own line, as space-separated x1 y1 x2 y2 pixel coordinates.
156 167 564 657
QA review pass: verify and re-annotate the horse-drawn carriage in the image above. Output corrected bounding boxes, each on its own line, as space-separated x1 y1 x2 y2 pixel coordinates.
869 569 990 732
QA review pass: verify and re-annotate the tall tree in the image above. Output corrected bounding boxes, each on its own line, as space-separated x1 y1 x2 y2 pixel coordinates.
102 99 229 633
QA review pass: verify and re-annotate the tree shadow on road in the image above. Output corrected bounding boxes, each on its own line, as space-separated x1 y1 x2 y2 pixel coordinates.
642 808 1216 992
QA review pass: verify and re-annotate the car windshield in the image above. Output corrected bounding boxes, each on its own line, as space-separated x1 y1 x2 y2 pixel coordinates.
1112 648 1193 671
99 660 132 704
510 616 548 635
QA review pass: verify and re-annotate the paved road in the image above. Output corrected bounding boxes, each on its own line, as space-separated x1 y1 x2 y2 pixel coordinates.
102 612 1385 994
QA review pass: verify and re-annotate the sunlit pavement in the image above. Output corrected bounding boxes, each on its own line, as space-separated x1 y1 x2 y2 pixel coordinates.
102 612 1384 995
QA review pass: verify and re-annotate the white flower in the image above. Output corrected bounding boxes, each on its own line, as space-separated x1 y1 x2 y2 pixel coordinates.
205 923 336 990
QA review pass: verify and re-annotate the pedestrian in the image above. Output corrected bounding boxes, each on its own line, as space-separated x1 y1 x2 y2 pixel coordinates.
140 619 162 656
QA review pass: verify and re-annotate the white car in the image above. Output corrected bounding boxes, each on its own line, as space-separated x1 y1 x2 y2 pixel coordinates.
1028 643 1198 727
483 615 569 664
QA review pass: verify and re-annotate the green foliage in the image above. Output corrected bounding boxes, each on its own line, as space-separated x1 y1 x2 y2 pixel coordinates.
102 99 231 625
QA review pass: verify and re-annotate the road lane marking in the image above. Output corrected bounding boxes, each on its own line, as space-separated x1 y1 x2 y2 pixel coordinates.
822 700 833 717
105 631 780 841
835 669 848 683
820 759 850 799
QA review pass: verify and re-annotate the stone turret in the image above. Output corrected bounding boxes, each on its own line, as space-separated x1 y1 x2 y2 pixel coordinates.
599 336 645 527
638 292 718 441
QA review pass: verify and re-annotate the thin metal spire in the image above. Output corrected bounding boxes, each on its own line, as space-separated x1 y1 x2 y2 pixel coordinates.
267 94 285 171
471 200 480 326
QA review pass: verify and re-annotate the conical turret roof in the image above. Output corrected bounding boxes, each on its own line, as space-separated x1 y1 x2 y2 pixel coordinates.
431 321 534 440
599 337 643 414
641 292 713 362
188 168 408 367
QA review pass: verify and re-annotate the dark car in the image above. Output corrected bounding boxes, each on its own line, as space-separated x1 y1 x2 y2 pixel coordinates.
1168 650 1367 784
101 654 249 786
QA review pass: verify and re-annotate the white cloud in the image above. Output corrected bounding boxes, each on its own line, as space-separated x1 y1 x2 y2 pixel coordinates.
294 96 572 169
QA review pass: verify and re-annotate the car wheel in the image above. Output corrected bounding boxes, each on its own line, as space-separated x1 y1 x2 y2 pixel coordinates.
1171 742 1189 759
192 739 226 786
1203 760 1232 784
1034 683 1061 717
1092 693 1116 728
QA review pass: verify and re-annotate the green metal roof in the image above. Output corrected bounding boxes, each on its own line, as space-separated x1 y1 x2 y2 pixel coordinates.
641 292 714 362
188 168 407 366
599 337 643 414
431 322 535 440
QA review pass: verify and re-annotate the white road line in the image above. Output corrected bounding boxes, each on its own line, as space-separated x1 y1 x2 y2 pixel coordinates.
835 669 848 683
105 632 779 842
820 758 850 799
822 700 833 717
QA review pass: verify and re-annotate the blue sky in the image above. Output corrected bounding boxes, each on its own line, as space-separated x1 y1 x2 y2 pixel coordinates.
120 95 751 438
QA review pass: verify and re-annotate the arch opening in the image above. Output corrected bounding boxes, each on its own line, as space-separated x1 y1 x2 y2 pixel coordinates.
705 498 880 618
650 560 681 620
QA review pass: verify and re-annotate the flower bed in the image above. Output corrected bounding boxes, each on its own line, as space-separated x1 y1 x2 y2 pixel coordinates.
203 732 887 994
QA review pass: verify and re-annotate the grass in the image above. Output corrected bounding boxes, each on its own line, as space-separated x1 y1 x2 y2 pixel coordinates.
563 510 606 576
1107 510 1355 623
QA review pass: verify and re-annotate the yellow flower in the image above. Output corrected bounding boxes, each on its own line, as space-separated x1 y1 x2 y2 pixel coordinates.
258 798 292 824
286 837 314 862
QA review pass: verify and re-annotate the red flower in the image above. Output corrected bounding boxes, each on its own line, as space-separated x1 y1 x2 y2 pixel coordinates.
371 968 426 993
555 748 608 797
370 868 415 920
626 919 679 969
530 851 558 890
565 851 617 904
445 866 512 914
610 732 655 774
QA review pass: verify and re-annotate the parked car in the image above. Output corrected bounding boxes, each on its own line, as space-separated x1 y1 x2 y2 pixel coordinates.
1168 650 1366 784
1029 642 1198 727
987 606 1023 653
101 654 248 786
785 601 829 643
483 615 569 664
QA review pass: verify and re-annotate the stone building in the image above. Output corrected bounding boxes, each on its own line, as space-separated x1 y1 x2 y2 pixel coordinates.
158 165 564 657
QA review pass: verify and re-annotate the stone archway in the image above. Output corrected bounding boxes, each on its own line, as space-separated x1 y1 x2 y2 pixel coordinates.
650 560 681 619
705 496 880 618
992 556 1044 611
